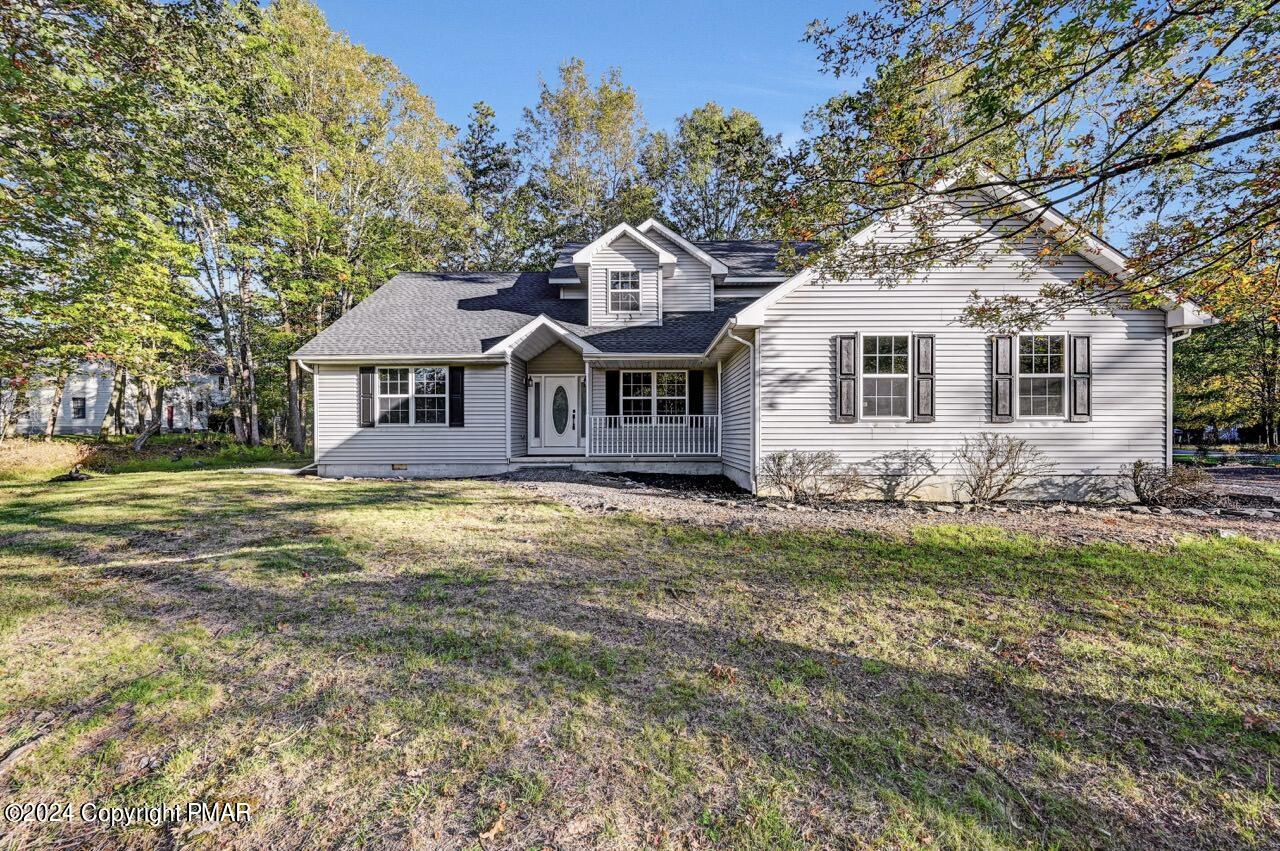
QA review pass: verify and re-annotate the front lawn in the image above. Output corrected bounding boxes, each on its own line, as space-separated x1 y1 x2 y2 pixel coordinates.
0 472 1277 848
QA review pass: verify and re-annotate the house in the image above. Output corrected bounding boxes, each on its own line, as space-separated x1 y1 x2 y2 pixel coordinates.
10 362 228 437
291 201 1213 499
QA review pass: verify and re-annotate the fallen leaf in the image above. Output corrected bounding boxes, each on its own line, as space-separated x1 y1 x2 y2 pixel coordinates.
480 814 505 841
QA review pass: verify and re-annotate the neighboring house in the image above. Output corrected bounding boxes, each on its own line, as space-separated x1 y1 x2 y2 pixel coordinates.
292 200 1213 499
12 362 229 437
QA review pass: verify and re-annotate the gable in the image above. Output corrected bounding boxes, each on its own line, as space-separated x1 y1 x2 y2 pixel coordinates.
643 230 714 312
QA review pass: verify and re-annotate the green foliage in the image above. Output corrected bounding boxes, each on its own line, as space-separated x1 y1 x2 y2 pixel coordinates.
1176 317 1280 445
517 58 656 248
777 0 1280 328
642 102 779 240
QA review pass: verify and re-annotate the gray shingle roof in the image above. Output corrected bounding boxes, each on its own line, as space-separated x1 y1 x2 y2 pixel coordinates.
549 238 815 281
292 272 750 358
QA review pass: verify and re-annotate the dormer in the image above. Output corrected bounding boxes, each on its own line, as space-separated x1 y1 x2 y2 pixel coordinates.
636 219 726 314
570 223 675 329
559 221 728 329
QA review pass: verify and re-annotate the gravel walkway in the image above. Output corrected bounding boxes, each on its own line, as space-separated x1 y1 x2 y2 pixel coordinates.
498 467 1280 548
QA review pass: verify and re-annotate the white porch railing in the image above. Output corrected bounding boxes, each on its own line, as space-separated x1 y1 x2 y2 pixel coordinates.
589 415 719 456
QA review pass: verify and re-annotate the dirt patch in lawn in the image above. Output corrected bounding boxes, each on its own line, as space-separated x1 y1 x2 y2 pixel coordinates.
501 468 1280 547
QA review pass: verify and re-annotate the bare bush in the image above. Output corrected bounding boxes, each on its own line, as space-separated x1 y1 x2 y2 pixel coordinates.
864 449 938 501
1124 460 1214 507
758 450 864 504
951 433 1056 502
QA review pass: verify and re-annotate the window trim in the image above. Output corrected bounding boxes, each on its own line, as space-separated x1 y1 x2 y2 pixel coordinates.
1015 334 1068 420
607 269 641 314
375 366 449 426
859 333 912 420
618 369 689 420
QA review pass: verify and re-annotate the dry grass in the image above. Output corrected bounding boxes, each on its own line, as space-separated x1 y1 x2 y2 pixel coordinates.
0 438 90 482
0 471 1277 849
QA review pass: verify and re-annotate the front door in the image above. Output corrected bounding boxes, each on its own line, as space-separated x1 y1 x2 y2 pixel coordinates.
540 376 580 448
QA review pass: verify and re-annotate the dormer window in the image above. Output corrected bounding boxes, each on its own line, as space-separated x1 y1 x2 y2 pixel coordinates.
608 270 640 313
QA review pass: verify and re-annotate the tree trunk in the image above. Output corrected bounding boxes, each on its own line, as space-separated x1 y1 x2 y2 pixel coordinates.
287 359 306 453
112 370 126 435
99 366 124 440
43 374 68 442
237 265 261 446
131 385 164 450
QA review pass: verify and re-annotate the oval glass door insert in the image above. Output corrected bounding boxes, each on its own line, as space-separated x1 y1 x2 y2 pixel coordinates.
552 386 569 434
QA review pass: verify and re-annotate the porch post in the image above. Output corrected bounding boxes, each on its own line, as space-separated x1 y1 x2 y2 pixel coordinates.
584 361 592 457
716 359 722 457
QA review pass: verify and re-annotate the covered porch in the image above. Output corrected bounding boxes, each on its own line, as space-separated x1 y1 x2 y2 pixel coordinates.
499 318 728 460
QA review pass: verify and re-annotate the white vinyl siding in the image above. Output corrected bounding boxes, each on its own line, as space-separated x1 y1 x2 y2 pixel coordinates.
646 230 713 312
588 235 661 328
720 336 754 476
314 364 506 465
757 220 1167 487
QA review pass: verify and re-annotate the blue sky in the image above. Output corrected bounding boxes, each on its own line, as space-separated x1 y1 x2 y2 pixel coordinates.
313 0 866 143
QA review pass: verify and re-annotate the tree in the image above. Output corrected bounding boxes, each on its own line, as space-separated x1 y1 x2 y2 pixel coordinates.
458 102 539 271
263 0 469 452
643 103 779 240
518 58 656 249
775 0 1280 329
1176 316 1280 447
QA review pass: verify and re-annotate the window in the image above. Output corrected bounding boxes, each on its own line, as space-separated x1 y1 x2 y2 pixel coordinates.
413 367 447 424
71 396 86 419
608 270 640 313
377 368 410 424
195 400 205 413
656 371 687 416
1018 335 1065 416
377 367 449 424
861 335 909 417
620 371 687 419
621 371 652 417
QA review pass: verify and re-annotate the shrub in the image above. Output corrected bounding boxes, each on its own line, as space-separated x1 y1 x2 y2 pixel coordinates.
1125 460 1214 507
758 450 864 504
864 449 938 501
951 433 1056 502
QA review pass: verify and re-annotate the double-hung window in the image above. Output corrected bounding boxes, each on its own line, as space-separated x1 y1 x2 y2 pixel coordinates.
71 396 87 419
377 367 447 425
413 367 447 424
861 335 909 418
621 371 653 418
608 270 640 313
620 370 687 419
1018 335 1065 416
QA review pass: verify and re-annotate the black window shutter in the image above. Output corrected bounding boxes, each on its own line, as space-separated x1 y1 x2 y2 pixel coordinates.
912 335 935 422
834 334 858 422
991 336 1014 423
358 366 375 427
1070 335 1092 421
605 370 620 416
448 366 464 427
688 370 704 416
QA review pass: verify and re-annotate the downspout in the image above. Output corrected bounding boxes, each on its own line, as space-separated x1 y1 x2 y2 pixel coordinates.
293 359 319 474
725 320 757 493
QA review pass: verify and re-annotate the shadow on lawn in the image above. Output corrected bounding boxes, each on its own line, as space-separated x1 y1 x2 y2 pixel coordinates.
1 476 1277 849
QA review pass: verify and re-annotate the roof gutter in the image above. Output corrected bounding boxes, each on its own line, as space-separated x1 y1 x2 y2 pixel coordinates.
287 354 507 364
